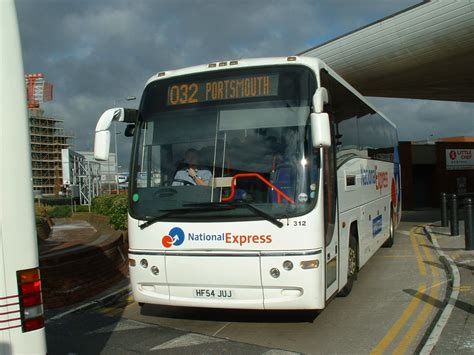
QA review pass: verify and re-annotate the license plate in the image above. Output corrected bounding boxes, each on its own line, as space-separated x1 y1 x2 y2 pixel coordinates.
193 288 233 299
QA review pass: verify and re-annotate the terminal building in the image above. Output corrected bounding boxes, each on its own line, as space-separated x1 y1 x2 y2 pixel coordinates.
399 136 474 209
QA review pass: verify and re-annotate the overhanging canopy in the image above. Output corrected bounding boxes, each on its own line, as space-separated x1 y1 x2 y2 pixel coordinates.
299 1 474 102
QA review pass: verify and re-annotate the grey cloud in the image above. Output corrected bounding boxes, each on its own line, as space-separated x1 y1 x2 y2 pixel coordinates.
17 0 469 170
371 97 474 142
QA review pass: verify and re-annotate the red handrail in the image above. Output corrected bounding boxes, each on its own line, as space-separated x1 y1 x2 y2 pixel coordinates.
222 173 295 204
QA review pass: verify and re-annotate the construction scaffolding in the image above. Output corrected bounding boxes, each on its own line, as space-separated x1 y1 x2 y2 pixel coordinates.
61 149 101 205
29 109 72 195
25 73 53 109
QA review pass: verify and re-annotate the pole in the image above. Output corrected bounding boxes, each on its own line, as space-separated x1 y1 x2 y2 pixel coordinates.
450 194 459 236
465 198 473 250
114 122 119 194
440 192 448 227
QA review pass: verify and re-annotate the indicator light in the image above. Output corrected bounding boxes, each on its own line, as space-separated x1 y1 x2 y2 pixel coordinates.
151 266 159 275
18 268 40 283
229 61 238 65
287 56 297 61
129 259 136 267
208 63 217 68
300 259 319 269
140 259 148 268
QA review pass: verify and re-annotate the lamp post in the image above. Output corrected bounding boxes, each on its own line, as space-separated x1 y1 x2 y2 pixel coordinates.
114 123 120 194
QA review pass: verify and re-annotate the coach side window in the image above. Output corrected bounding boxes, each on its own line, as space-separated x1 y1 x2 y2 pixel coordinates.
320 70 396 164
320 70 365 166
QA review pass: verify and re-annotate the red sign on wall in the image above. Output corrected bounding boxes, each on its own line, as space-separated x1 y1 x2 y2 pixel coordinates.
446 149 474 170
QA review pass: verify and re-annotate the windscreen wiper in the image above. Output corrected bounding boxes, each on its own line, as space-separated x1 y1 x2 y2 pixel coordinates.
139 208 195 230
138 204 236 230
184 202 284 228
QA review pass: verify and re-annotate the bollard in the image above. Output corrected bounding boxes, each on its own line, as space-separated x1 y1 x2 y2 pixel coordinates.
465 198 473 250
441 192 448 227
450 194 459 236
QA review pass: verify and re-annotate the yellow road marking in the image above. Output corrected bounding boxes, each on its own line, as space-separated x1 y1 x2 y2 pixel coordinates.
452 285 471 292
393 284 440 354
420 233 439 279
393 235 441 353
98 295 136 317
410 229 426 276
370 285 426 355
393 230 441 352
108 307 125 317
371 225 438 354
99 307 115 315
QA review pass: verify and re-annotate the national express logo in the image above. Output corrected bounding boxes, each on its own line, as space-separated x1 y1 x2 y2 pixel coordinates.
162 227 185 248
360 165 388 194
162 227 273 248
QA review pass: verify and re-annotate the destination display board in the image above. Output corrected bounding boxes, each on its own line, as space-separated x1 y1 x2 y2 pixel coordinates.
167 74 279 106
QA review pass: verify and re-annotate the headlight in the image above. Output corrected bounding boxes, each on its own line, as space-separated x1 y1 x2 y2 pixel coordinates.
270 268 280 278
283 260 294 271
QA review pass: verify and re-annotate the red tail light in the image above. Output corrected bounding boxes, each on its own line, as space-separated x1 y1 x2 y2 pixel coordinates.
23 317 45 332
21 280 41 295
22 292 42 307
17 268 44 332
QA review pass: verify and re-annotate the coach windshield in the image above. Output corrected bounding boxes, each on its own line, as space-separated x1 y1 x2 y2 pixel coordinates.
130 65 320 223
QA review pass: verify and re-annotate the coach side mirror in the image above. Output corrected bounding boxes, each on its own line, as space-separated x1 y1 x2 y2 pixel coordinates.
94 108 138 160
311 112 331 148
313 87 329 113
94 130 111 161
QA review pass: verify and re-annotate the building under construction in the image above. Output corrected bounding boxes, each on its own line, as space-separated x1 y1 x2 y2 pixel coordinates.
26 74 72 195
29 108 72 195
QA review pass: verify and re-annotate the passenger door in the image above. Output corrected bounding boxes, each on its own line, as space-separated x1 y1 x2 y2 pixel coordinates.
323 144 339 300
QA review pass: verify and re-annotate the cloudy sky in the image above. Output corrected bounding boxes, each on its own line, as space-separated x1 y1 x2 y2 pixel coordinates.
16 0 473 170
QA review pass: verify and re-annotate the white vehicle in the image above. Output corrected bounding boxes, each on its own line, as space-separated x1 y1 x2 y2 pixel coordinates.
95 56 401 310
0 0 47 353
118 174 129 184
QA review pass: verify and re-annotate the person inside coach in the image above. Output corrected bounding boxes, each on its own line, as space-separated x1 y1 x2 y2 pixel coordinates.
172 148 212 186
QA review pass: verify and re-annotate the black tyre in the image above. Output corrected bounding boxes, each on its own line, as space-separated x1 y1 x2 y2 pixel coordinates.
338 233 358 297
382 207 395 248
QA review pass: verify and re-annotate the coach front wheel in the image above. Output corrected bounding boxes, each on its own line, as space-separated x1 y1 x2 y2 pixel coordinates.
383 207 395 248
338 234 358 297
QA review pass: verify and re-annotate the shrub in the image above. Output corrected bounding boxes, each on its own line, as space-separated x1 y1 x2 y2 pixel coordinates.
91 193 128 230
47 205 72 218
91 194 116 216
108 194 128 230
35 216 44 226
74 205 90 213
35 205 48 218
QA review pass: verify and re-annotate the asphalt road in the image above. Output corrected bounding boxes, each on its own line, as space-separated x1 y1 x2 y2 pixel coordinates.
46 221 447 354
